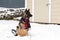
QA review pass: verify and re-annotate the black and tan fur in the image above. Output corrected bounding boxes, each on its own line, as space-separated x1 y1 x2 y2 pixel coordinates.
17 9 32 36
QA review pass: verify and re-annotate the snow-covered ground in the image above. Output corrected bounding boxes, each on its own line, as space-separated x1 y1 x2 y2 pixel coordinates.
0 20 60 40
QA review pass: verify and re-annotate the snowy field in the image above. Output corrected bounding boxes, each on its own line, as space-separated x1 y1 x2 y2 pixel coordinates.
0 20 60 40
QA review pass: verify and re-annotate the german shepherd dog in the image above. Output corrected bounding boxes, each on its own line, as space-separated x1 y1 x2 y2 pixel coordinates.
19 9 32 29
12 9 32 36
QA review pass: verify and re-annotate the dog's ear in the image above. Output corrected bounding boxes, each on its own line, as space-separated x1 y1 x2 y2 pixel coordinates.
27 9 32 17
25 8 28 13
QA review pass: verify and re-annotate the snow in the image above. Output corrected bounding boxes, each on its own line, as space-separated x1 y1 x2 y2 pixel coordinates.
0 20 60 40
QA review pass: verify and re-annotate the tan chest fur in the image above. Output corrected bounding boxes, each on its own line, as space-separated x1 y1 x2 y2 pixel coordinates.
17 28 28 36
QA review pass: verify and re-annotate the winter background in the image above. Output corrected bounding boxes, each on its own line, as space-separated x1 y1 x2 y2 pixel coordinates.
0 20 60 40
0 8 60 40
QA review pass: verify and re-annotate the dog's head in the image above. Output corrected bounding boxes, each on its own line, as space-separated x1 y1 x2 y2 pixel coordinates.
25 9 32 18
20 9 32 18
